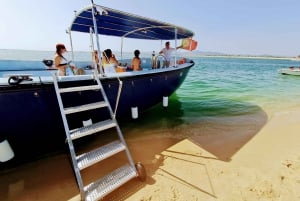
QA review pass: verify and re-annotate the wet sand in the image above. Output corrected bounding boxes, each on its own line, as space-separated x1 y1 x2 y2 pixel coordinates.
1 107 300 201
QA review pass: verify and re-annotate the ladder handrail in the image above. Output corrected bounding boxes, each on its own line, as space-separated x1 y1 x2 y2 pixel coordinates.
93 72 136 168
113 77 123 119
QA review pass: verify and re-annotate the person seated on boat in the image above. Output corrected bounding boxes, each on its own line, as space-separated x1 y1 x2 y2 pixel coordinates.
102 49 126 73
129 49 143 71
93 50 101 72
159 41 182 67
54 44 76 76
102 49 119 66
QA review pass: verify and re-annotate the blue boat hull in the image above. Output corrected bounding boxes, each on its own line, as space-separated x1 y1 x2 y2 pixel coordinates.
0 63 193 169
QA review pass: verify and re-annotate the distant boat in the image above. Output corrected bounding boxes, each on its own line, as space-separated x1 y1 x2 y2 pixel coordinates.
280 67 300 76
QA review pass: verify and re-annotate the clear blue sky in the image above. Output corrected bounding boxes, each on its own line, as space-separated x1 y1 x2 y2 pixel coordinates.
1 0 300 56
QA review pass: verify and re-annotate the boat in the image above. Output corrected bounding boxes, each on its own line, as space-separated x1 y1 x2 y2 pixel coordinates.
280 67 300 75
0 3 196 169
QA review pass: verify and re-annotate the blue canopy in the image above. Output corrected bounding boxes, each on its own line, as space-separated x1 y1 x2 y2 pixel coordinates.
70 5 194 40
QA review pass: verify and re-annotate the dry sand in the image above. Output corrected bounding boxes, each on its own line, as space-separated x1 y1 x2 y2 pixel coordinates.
1 107 300 201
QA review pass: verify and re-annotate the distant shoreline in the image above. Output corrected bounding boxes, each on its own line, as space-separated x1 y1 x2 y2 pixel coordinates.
193 55 295 60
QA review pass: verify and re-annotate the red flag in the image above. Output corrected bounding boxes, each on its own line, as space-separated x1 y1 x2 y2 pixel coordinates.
181 38 198 51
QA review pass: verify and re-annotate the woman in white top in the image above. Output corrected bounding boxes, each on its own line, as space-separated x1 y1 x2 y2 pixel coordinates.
54 44 75 76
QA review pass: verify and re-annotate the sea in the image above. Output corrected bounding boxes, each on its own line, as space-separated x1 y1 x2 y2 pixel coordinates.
1 49 300 200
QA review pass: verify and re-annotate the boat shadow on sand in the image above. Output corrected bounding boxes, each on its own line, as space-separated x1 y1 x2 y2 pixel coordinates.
0 94 267 201
101 94 268 200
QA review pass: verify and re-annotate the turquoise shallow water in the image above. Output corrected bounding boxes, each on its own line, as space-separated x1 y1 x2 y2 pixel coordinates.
121 56 300 141
180 57 300 116
133 56 300 120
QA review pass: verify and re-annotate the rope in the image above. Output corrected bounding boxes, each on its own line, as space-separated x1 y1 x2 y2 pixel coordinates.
113 77 123 119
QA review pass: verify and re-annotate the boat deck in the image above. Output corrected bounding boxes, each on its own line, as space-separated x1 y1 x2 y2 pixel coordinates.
0 58 193 86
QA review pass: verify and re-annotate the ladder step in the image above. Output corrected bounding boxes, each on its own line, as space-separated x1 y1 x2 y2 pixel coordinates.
84 164 137 201
70 119 117 140
64 101 108 115
77 141 126 170
59 85 100 93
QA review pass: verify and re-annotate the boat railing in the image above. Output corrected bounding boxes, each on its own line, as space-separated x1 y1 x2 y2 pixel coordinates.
153 55 167 69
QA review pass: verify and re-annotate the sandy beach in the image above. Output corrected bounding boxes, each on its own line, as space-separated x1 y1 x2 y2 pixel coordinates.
1 106 300 201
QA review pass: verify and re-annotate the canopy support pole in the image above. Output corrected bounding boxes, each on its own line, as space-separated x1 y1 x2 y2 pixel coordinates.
89 27 95 52
90 27 98 71
121 37 124 60
174 27 178 67
91 1 103 75
68 28 75 62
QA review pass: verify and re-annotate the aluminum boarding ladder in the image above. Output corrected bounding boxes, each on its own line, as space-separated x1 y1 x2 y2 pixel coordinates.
52 72 145 201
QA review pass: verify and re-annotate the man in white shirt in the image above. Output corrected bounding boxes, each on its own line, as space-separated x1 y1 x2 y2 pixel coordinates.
159 41 182 67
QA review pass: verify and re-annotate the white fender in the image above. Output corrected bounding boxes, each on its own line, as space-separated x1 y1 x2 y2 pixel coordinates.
131 107 138 119
0 140 14 162
163 96 169 107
